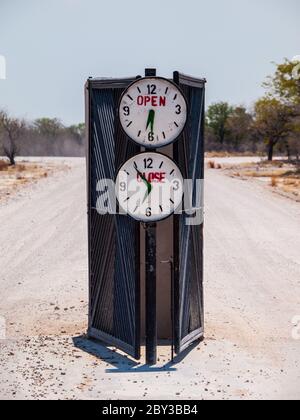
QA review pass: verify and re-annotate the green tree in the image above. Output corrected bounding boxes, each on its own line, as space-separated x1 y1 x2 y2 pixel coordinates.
66 123 85 144
263 59 300 159
226 106 253 151
264 58 300 105
253 98 295 161
34 118 64 139
206 102 233 145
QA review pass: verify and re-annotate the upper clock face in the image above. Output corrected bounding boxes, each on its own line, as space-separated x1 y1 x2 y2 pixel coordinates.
119 77 187 148
116 153 184 222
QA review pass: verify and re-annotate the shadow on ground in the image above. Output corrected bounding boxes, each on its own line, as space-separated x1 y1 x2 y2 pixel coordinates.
73 335 200 373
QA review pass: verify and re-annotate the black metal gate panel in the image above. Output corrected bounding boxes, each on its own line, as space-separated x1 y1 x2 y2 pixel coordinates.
86 77 141 359
173 73 205 355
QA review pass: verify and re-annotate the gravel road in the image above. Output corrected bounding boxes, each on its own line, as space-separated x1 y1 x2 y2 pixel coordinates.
0 157 299 400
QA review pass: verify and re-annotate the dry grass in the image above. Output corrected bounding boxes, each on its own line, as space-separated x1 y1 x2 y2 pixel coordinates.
207 160 222 170
270 176 278 187
0 160 68 201
226 159 300 200
16 173 26 180
16 164 26 172
206 152 232 158
0 160 9 171
205 151 265 158
283 178 299 186
243 169 288 178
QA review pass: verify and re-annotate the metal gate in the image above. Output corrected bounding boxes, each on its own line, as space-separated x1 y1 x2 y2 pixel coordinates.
85 72 205 362
173 72 205 355
85 77 141 359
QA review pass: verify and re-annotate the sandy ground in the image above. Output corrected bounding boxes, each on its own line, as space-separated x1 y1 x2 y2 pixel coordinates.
0 157 299 400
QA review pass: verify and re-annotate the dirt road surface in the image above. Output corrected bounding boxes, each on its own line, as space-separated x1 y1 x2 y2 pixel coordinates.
0 157 299 400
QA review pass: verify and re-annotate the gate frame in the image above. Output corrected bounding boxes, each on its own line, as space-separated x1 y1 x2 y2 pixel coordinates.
85 71 206 362
85 76 142 360
173 71 206 355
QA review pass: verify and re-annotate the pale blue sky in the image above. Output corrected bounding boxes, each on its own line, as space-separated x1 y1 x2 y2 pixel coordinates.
0 0 299 125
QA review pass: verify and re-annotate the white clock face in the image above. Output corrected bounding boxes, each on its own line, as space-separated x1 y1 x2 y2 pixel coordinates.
116 153 184 222
119 77 187 148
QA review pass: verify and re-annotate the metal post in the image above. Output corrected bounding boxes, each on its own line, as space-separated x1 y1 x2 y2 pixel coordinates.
145 68 157 77
170 260 175 363
145 222 157 365
144 67 157 365
173 71 180 356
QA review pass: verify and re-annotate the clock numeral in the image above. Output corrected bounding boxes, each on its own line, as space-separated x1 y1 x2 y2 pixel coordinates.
143 158 153 169
175 104 181 115
120 182 127 192
147 84 157 95
173 180 180 191
148 132 155 142
123 106 130 116
146 207 152 217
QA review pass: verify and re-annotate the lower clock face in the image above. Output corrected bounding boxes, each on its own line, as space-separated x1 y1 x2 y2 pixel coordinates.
116 153 184 222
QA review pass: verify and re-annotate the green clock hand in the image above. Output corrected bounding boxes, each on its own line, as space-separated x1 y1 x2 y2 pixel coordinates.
135 167 152 203
143 178 152 203
146 109 155 133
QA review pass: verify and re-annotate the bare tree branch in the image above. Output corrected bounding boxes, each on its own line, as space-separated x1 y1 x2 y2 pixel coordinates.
0 110 26 165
